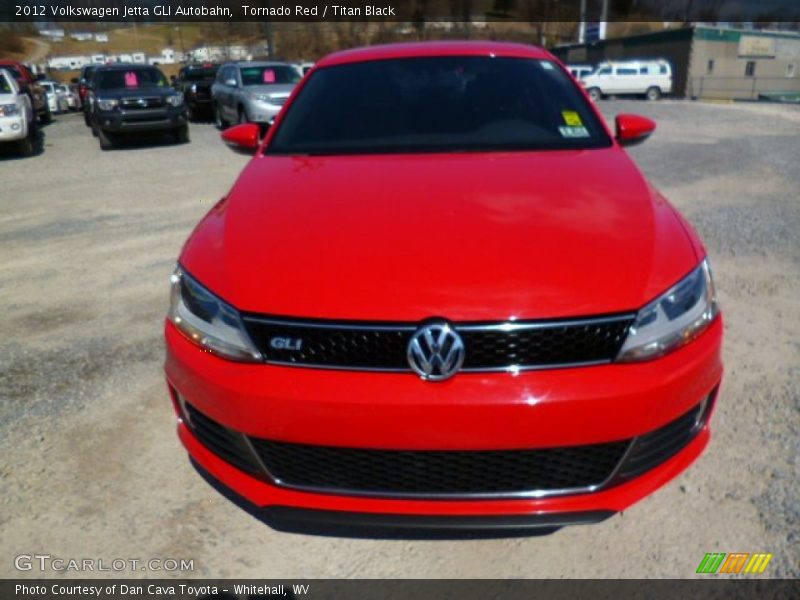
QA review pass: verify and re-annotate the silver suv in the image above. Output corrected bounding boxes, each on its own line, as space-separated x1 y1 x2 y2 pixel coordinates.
211 61 302 129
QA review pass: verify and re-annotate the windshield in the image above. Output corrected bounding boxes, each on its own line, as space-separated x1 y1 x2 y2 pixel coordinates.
240 65 301 86
96 68 168 91
183 67 218 81
267 56 611 155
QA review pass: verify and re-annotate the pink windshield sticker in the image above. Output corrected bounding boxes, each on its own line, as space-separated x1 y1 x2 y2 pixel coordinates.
263 69 276 83
124 72 139 87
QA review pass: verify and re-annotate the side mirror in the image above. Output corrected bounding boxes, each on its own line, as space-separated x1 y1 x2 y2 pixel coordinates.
615 114 656 147
225 78 238 87
221 123 260 154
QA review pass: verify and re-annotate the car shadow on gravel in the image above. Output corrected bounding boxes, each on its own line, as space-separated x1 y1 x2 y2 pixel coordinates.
192 460 561 540
99 131 189 151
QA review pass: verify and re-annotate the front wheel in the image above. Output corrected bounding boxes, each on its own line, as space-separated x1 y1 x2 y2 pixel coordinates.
214 103 227 130
174 125 190 144
646 86 662 101
98 128 115 151
17 133 35 157
238 106 249 124
587 87 602 102
39 105 52 125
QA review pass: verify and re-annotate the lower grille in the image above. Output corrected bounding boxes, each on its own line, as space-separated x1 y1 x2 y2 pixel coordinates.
248 438 629 496
181 394 712 499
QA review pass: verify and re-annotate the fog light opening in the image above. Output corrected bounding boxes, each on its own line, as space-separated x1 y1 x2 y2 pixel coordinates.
176 392 193 428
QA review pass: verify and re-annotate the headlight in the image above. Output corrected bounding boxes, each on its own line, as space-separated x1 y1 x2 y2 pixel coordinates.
617 259 719 362
190 83 197 93
168 266 262 362
166 93 184 107
97 98 119 111
250 93 272 103
0 103 19 116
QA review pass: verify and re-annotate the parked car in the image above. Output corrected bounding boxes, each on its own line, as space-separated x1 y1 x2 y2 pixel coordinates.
0 59 50 124
57 83 80 111
567 64 594 79
0 68 36 156
167 42 722 532
85 64 189 150
581 60 673 101
77 64 99 125
39 80 70 114
175 63 219 121
77 64 98 105
211 61 302 129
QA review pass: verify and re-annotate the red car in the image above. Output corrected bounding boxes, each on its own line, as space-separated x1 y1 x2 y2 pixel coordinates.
165 42 723 532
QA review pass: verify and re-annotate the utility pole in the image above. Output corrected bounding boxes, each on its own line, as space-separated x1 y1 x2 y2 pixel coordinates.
578 0 587 43
599 0 609 40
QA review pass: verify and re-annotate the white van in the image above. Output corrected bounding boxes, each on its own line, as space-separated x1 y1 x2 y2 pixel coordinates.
567 64 594 80
581 60 672 101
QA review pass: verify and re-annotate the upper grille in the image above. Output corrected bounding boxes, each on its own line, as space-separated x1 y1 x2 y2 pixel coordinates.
120 96 164 109
241 314 634 372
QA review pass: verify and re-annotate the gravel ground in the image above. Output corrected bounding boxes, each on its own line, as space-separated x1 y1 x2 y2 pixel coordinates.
0 100 798 579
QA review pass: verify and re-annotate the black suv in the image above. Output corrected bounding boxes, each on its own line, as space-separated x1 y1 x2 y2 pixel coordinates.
175 63 219 121
86 64 188 150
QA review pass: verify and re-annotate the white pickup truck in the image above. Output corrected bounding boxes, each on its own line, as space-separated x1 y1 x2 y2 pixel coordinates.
581 60 672 101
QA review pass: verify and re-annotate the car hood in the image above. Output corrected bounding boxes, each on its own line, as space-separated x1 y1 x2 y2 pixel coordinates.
0 93 19 103
241 83 295 96
181 148 699 321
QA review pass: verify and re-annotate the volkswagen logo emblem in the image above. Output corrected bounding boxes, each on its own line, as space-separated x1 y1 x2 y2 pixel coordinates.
407 321 465 381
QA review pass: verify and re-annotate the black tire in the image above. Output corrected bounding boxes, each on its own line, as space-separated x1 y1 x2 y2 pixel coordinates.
98 128 115 151
186 104 195 122
214 103 227 130
174 125 190 144
84 111 91 126
39 105 52 125
238 106 248 124
17 133 35 157
587 87 602 102
646 86 662 101
90 118 99 137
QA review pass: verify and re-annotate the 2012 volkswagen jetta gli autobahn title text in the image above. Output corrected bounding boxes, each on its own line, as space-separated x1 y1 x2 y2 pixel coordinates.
164 42 723 531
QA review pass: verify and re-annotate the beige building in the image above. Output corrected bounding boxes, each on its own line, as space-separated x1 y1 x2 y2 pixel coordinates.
553 26 800 101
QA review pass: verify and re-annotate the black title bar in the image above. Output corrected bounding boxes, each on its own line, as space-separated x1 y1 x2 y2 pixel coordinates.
2 0 800 22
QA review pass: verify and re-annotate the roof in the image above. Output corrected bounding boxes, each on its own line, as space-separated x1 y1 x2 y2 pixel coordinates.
317 41 552 68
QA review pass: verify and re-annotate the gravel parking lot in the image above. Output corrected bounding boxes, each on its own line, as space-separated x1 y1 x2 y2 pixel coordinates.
1 100 798 578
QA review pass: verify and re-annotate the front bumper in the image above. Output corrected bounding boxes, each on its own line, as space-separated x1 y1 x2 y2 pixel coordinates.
96 107 187 133
0 115 27 141
244 100 282 123
165 316 722 522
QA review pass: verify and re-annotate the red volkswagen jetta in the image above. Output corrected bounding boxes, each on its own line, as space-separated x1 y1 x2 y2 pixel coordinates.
165 42 722 531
